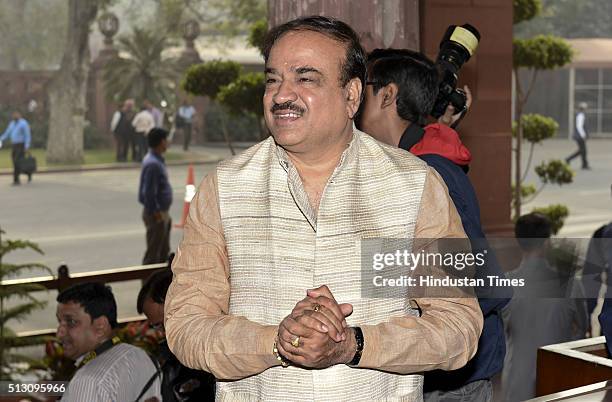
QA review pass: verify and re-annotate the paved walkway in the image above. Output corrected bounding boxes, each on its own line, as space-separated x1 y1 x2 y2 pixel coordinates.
520 138 612 238
0 142 254 175
4 137 609 238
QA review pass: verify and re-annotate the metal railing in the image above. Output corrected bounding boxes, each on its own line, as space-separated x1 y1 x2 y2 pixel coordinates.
2 259 171 341
2 262 168 291
15 316 150 339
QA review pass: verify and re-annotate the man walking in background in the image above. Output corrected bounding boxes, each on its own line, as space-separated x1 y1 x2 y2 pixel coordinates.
139 128 172 265
176 99 196 151
565 101 590 170
0 110 31 185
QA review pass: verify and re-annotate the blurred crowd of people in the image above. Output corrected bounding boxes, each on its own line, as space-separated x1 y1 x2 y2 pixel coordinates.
110 99 195 163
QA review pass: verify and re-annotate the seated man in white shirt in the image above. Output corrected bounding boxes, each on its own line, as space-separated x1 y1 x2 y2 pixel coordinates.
57 282 161 402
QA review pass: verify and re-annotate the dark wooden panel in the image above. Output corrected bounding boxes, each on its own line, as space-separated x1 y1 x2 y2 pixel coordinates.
528 380 612 401
537 347 612 396
420 1 513 235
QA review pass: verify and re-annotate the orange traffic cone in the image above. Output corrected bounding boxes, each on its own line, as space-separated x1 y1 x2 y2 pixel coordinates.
174 164 196 228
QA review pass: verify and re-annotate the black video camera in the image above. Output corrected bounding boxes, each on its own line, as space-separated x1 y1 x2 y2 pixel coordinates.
430 24 480 119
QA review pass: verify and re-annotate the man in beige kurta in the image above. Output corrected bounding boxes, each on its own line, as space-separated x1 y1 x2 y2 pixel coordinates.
165 16 483 402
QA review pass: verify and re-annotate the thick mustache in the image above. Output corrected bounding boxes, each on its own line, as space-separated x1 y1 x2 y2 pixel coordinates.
271 102 305 114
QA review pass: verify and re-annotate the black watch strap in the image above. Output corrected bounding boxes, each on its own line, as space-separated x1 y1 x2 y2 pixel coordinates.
348 326 364 366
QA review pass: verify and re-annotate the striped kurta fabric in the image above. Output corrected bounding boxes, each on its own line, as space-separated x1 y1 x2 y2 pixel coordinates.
215 130 429 401
60 343 161 402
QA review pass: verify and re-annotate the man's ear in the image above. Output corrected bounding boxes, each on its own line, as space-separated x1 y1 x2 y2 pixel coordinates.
381 83 398 109
346 77 363 119
92 316 111 338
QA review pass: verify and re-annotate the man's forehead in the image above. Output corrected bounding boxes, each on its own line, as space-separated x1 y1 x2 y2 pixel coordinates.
273 29 344 46
57 301 86 315
267 30 345 71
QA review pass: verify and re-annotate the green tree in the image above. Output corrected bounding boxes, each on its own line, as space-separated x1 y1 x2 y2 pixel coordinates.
46 0 112 164
515 0 612 39
218 72 266 139
184 0 266 37
0 229 51 380
0 0 68 70
103 28 180 105
514 0 542 24
155 0 185 35
182 60 242 99
531 204 569 235
513 0 574 230
247 18 267 55
129 0 266 41
182 60 242 154
512 114 574 206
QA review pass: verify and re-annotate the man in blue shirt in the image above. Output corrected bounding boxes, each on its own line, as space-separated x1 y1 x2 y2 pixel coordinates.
138 128 173 265
0 111 32 185
585 185 612 353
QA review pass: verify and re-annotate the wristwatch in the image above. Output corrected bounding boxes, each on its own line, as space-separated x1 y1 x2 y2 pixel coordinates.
348 326 364 366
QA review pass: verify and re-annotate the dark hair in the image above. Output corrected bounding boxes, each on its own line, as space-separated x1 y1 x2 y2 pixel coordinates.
148 127 168 148
263 16 367 97
137 269 173 314
515 213 552 251
57 282 118 329
366 48 439 126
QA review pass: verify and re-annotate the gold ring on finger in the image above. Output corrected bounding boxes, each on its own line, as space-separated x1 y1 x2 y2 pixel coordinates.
313 304 321 312
291 336 300 348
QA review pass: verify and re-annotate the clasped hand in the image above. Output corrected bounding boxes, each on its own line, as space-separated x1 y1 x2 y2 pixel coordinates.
277 285 355 369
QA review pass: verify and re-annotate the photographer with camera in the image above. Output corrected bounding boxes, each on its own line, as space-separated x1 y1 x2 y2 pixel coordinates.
357 25 512 402
137 269 215 401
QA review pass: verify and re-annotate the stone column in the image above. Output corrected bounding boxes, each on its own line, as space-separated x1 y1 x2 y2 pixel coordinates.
268 0 419 50
177 19 208 144
178 19 203 69
88 12 119 146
